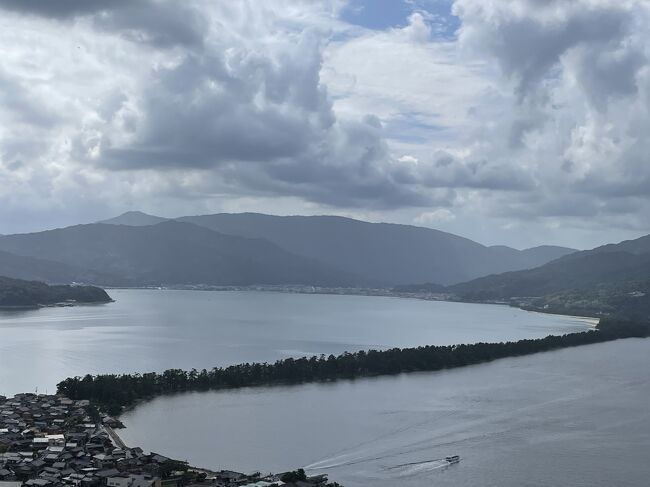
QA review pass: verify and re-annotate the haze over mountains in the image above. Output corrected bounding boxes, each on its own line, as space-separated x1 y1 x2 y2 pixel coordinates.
176 213 575 286
0 250 112 284
0 221 354 287
0 211 577 288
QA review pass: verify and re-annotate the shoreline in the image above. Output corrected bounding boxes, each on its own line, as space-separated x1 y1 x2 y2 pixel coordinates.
0 299 114 311
59 318 649 420
0 393 336 487
103 285 604 321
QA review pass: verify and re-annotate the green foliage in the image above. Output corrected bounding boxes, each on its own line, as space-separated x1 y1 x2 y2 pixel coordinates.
526 280 650 321
158 460 189 478
57 319 650 413
0 276 111 307
280 469 307 482
84 403 102 423
451 247 650 301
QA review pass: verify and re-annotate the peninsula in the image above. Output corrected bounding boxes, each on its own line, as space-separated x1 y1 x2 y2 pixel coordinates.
0 276 112 309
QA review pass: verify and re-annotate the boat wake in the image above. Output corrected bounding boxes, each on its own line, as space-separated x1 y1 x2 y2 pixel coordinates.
384 458 451 477
306 453 459 476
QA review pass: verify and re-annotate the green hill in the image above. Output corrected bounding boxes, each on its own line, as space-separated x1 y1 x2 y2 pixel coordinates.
522 281 650 321
450 250 650 301
0 276 112 308
446 233 650 320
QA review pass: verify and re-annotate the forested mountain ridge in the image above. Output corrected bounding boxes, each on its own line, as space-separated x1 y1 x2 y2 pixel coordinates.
448 233 650 307
0 221 360 287
0 211 576 287
98 211 573 286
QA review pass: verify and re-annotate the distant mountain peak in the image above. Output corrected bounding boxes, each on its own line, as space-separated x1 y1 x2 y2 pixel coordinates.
99 211 168 226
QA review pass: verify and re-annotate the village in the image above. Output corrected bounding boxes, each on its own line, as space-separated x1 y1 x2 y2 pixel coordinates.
0 394 337 487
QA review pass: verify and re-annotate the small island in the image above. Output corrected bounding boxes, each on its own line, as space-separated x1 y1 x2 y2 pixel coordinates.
0 276 112 309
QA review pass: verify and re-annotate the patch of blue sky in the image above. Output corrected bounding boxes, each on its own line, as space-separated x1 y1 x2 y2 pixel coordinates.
340 0 460 39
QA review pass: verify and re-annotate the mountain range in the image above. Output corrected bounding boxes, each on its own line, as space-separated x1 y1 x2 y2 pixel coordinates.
0 221 354 287
92 211 575 285
0 210 577 288
449 234 650 300
1 210 648 312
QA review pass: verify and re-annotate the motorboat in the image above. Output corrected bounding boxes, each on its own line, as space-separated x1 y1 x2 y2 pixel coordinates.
445 455 460 464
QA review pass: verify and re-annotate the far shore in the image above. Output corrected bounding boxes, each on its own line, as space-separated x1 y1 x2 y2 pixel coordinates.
101 284 605 321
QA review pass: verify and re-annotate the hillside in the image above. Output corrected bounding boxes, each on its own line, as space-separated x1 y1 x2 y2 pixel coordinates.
590 234 650 255
0 211 575 288
450 234 650 301
0 221 358 287
0 250 118 285
0 276 112 308
175 213 575 286
523 281 650 321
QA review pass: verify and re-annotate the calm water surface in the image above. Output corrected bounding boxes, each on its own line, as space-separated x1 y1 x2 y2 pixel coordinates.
0 289 591 395
121 339 650 487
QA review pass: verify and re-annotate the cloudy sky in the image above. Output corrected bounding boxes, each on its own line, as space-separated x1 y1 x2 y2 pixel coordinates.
1 0 649 249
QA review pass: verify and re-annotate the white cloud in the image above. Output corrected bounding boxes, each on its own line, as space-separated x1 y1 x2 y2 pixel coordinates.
0 0 649 249
415 208 456 224
322 11 495 147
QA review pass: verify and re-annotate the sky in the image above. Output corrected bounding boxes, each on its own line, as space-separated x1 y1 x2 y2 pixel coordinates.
0 0 649 249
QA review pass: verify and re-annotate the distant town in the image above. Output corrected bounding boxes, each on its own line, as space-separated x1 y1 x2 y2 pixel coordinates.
114 284 455 303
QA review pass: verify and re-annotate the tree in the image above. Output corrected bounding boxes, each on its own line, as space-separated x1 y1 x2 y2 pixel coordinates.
280 469 307 482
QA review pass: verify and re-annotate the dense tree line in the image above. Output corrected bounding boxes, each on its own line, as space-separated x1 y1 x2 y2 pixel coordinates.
57 318 650 415
0 276 111 307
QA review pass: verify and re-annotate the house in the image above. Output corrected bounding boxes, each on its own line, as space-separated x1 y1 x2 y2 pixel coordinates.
1 394 337 487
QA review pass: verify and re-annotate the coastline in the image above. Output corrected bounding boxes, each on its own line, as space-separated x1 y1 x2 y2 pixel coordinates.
59 317 650 420
0 299 114 311
103 285 605 321
0 393 337 487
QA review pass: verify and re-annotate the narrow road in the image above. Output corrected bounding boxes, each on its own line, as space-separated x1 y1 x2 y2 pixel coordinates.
104 425 128 449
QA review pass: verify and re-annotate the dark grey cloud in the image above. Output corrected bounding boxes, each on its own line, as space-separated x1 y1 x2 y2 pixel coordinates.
455 0 635 99
96 50 324 168
391 151 535 192
451 0 650 229
222 156 439 209
92 3 208 48
80 32 432 209
573 46 646 111
0 0 130 18
0 0 207 48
